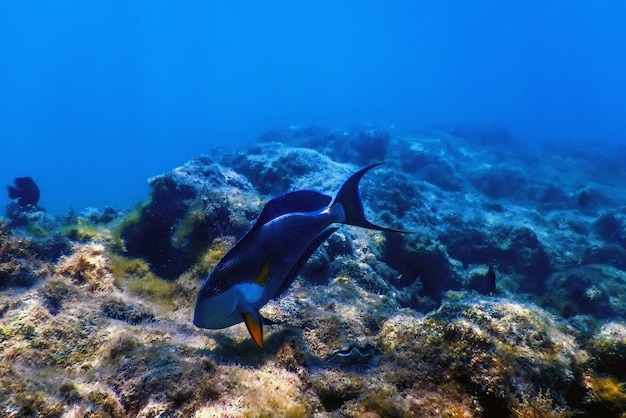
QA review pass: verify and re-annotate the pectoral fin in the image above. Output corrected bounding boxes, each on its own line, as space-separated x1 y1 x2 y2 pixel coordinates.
242 311 264 349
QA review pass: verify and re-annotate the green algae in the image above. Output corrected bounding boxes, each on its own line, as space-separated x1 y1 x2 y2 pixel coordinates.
188 235 236 279
101 297 155 324
0 224 44 288
361 389 406 418
587 374 626 414
87 388 124 417
59 217 126 253
39 277 74 314
97 336 222 414
108 253 151 282
125 274 178 311
0 165 623 418
0 363 66 417
171 197 205 248
108 253 178 311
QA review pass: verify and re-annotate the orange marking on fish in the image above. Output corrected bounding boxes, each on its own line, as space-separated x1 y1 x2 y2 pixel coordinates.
254 260 271 285
243 313 263 348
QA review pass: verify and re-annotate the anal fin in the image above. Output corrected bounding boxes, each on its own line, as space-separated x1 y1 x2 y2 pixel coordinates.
243 311 264 349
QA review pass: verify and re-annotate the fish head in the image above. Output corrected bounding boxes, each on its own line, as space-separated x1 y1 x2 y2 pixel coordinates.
193 282 265 330
193 286 240 329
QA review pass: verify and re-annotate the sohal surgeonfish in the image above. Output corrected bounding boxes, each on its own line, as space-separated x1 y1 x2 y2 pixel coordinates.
193 163 406 348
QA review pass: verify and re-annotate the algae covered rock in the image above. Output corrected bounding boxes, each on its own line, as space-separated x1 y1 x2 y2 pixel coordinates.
5 126 626 417
120 158 261 279
257 125 391 167
544 264 626 319
231 141 351 196
0 218 51 288
378 298 582 416
398 139 466 192
101 297 155 324
472 164 529 200
383 233 461 306
588 322 626 380
593 210 626 244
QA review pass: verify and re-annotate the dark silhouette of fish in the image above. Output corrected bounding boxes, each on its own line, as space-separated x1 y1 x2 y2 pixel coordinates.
486 264 496 295
7 177 40 207
193 163 407 348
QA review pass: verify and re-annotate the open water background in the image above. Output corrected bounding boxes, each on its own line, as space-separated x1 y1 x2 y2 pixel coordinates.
1 1 625 215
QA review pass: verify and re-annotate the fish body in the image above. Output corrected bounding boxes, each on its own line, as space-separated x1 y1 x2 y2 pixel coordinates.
486 264 496 294
7 177 40 206
193 163 403 348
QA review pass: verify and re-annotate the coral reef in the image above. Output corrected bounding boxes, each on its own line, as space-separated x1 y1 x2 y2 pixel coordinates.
2 126 626 416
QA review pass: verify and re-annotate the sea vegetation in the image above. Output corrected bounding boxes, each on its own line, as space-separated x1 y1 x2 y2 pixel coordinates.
3 127 626 416
0 218 50 288
120 160 261 279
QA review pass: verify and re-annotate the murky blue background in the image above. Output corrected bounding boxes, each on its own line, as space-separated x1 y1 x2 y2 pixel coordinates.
1 1 625 214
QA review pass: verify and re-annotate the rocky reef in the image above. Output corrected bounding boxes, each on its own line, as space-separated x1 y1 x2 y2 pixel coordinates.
2 126 626 416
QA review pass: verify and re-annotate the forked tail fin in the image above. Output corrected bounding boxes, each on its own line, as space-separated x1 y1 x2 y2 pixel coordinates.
333 163 408 233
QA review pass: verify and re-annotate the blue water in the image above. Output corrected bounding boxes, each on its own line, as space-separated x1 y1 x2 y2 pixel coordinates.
1 1 625 215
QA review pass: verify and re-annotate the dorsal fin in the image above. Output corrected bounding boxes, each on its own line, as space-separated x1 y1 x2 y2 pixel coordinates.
253 190 331 229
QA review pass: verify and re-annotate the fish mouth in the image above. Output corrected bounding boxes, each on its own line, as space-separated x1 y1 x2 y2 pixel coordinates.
193 288 240 329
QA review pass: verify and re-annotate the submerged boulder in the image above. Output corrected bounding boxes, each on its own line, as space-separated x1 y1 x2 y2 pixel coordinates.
378 298 583 417
544 264 626 319
120 158 261 279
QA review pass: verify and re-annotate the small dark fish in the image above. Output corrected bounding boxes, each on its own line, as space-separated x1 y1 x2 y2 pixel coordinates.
7 177 40 207
486 264 496 295
193 163 407 348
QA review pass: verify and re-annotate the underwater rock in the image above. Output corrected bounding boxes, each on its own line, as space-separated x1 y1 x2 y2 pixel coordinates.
231 141 348 196
311 369 365 412
382 233 461 306
259 125 391 167
79 206 119 224
466 265 497 295
324 230 354 259
399 143 465 192
583 243 626 272
571 185 614 211
472 164 529 200
55 242 116 292
344 127 390 165
39 277 75 315
0 219 50 288
502 226 552 293
5 201 56 233
582 323 626 416
361 166 421 220
593 211 625 244
528 182 570 210
3 125 626 416
328 256 391 296
588 322 626 380
121 158 261 279
101 297 155 324
544 264 626 319
442 223 512 267
378 298 582 417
